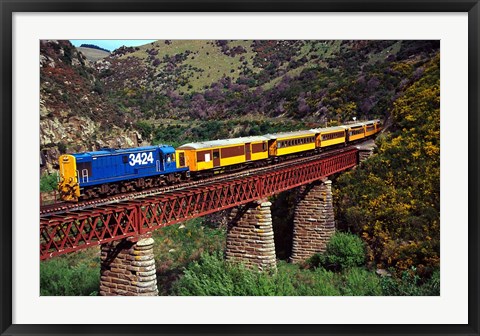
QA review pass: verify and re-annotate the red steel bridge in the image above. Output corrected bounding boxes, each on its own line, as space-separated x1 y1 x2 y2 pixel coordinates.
40 148 359 260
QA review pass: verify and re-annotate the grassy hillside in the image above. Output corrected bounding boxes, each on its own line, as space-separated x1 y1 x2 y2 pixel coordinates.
98 40 438 126
103 40 350 94
77 46 110 61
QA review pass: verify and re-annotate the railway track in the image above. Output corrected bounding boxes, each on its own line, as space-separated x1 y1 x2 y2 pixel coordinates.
40 143 365 217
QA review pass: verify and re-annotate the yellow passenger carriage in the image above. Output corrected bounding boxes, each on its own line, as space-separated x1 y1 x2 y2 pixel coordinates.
310 126 346 149
264 130 317 159
364 120 382 137
176 136 269 176
341 122 366 142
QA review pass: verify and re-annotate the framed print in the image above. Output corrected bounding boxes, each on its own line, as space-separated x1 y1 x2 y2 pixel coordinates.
1 1 479 335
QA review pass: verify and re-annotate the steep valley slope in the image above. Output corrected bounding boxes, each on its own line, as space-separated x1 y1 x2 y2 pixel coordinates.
40 39 439 173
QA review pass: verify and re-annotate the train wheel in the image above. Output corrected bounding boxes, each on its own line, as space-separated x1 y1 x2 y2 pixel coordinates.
136 178 145 190
100 184 110 196
83 188 98 200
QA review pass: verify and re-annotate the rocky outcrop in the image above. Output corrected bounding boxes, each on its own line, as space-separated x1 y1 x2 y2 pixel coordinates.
40 40 145 174
40 111 144 172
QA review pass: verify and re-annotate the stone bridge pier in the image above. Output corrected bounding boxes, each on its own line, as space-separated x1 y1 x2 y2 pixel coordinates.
225 199 277 271
225 178 336 268
290 179 335 263
100 235 158 296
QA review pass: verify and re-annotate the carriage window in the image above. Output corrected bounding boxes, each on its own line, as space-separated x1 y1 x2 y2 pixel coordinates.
213 151 220 159
122 156 128 164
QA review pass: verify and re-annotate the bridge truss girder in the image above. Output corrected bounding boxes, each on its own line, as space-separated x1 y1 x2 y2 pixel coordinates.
40 149 358 260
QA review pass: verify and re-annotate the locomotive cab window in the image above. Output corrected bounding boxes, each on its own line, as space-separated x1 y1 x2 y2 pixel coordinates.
166 153 175 162
122 156 128 164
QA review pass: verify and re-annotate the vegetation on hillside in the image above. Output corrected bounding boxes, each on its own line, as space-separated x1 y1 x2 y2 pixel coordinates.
93 40 439 124
40 40 122 126
334 53 440 280
40 248 100 296
40 173 58 192
40 228 440 296
40 39 439 171
173 252 439 296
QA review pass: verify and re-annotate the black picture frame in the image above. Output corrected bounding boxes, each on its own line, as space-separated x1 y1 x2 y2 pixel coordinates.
1 1 478 335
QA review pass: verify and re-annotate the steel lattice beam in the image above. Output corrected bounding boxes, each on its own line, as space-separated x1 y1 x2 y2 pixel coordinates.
40 149 358 260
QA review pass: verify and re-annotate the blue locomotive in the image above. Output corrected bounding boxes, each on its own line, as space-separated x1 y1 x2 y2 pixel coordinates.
58 145 189 201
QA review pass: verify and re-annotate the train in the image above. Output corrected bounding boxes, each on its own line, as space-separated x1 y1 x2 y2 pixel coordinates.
58 120 382 201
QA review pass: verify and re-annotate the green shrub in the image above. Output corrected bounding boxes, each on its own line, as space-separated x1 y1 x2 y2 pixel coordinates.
92 79 104 94
40 173 58 192
291 266 341 296
173 253 343 296
135 120 154 139
173 252 252 296
173 252 286 296
311 232 366 271
424 269 440 294
57 141 68 154
340 268 383 296
40 258 99 296
381 267 440 296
